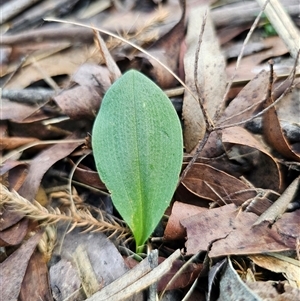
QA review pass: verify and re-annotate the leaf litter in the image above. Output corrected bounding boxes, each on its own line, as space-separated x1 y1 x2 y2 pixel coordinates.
0 0 300 300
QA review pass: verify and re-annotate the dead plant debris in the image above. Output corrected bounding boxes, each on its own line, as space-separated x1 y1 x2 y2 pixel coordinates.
0 0 299 300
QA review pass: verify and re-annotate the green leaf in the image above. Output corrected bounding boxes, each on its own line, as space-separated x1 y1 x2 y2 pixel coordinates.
92 70 183 249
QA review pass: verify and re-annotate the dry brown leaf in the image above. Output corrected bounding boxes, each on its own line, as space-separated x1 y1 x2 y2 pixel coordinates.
18 133 83 201
218 258 263 301
54 64 113 119
19 250 53 301
94 31 121 82
53 229 130 290
182 203 300 257
222 126 282 191
263 79 300 161
0 218 29 246
5 45 100 89
54 85 102 120
226 36 288 82
249 254 300 288
51 229 146 301
181 163 274 214
218 70 269 126
118 0 186 89
73 163 106 191
217 22 252 45
157 258 203 292
71 63 112 89
164 201 207 240
246 281 300 300
0 161 29 233
8 120 67 141
0 160 28 190
174 182 213 208
275 81 300 125
182 162 250 203
1 136 40 151
0 99 43 122
1 42 71 77
183 4 226 152
182 204 238 255
0 231 43 300
50 258 85 301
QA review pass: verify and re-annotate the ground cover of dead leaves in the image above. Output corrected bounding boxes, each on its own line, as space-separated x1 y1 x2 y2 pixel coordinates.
0 0 300 300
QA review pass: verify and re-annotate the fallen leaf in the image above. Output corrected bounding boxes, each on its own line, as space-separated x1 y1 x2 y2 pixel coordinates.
18 250 53 301
118 0 186 89
0 218 29 246
0 231 43 301
218 258 264 301
1 136 40 151
182 203 299 257
262 76 300 161
226 37 288 82
5 45 100 89
222 126 282 191
0 160 28 191
183 4 226 152
275 81 300 127
71 63 112 89
157 258 203 291
0 99 43 122
246 281 300 300
51 228 143 301
54 228 130 289
73 162 106 191
182 162 250 203
18 133 83 201
94 32 122 82
50 258 85 301
54 85 102 120
164 201 207 240
218 70 269 126
249 254 300 288
8 120 67 141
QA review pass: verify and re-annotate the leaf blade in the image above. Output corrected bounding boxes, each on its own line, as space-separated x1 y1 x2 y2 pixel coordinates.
92 70 183 248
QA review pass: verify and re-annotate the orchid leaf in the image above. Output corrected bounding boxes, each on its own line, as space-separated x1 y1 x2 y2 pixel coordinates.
92 70 183 249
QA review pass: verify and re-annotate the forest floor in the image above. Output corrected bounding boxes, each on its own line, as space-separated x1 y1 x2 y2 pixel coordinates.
0 0 300 300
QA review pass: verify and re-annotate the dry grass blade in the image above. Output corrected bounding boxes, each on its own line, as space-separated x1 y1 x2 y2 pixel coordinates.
0 184 130 239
